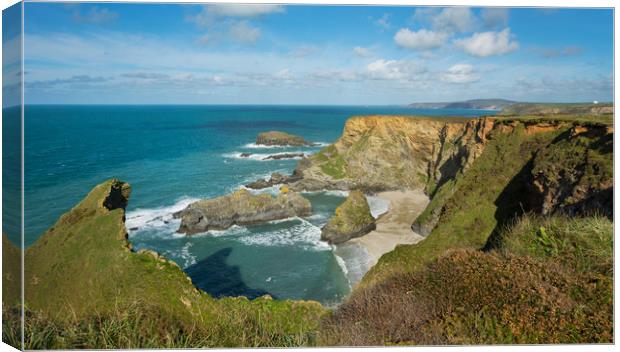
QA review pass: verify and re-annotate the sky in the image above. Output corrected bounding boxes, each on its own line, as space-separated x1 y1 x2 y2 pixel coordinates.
3 2 614 105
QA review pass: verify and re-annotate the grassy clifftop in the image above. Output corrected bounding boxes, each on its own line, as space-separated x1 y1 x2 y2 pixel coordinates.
5 113 613 347
7 179 326 349
323 114 613 344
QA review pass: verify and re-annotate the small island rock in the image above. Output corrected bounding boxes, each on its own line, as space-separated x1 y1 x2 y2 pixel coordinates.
256 131 312 146
174 188 311 234
321 190 376 244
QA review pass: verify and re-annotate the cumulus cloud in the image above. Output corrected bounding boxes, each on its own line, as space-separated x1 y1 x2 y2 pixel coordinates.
365 59 426 81
481 8 509 28
454 28 519 57
394 29 448 50
432 7 475 33
353 46 372 57
229 21 261 44
440 64 480 83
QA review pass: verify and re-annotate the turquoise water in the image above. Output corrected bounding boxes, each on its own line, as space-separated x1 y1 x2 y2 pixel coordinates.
12 105 495 304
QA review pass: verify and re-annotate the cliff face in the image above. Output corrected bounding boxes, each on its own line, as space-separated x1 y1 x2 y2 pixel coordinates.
290 115 494 193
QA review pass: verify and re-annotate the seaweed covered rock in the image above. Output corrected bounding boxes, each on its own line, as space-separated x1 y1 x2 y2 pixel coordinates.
321 190 376 244
175 188 312 234
256 131 312 146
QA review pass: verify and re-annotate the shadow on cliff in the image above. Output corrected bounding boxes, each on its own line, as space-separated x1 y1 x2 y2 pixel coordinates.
185 247 274 300
483 131 573 251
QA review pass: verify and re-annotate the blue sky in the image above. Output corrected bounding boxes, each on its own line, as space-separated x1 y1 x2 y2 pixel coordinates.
7 3 614 104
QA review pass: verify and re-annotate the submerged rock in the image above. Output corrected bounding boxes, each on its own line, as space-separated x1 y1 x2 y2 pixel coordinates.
321 190 376 244
245 172 302 189
174 188 312 234
256 131 313 146
263 152 306 160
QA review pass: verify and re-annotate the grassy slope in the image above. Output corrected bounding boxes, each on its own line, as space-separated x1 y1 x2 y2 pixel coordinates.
500 102 613 116
13 179 325 349
363 122 566 284
321 214 613 345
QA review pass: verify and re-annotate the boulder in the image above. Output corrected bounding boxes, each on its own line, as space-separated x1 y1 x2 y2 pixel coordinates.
263 152 306 160
256 131 312 146
245 172 302 189
321 190 376 244
174 188 312 234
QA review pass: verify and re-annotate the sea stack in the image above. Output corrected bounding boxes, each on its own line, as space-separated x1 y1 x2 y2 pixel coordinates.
256 131 312 147
321 190 376 244
174 188 312 234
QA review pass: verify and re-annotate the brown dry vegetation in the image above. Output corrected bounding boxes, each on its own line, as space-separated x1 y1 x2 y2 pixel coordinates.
320 215 613 345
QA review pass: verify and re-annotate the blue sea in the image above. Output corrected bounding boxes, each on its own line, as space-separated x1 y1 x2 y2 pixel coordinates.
4 105 495 305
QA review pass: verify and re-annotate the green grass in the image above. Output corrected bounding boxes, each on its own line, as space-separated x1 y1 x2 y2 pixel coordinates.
321 214 613 345
496 113 613 126
363 123 566 284
500 102 613 118
18 179 326 349
314 145 348 179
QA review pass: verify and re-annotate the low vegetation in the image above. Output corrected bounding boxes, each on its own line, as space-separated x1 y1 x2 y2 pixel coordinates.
321 214 613 345
4 113 613 348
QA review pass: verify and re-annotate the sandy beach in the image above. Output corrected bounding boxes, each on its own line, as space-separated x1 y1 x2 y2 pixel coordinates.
348 189 430 267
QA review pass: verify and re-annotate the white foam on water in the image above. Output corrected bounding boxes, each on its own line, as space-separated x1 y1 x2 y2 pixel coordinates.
126 196 200 237
243 143 285 149
179 242 197 267
332 242 374 287
238 217 330 251
301 190 350 197
223 151 308 161
366 195 390 219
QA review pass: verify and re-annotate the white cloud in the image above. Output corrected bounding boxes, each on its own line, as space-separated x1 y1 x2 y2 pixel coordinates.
274 68 294 81
481 8 510 28
440 64 480 83
353 46 372 57
373 13 390 29
72 6 118 24
229 21 261 44
365 59 426 81
208 4 284 17
432 7 475 33
454 28 519 57
394 28 448 50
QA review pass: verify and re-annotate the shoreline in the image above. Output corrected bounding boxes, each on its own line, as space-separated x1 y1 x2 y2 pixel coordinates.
340 189 430 282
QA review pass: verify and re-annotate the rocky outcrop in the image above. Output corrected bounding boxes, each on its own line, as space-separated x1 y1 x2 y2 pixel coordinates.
239 152 307 160
175 188 312 234
263 152 306 160
528 124 613 217
321 190 376 244
283 116 495 192
256 131 312 146
245 172 302 189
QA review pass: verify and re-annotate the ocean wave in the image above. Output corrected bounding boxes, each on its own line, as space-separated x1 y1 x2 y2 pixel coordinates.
332 242 374 287
238 217 330 251
223 151 308 161
243 142 329 149
302 189 349 197
243 143 285 149
126 196 200 236
366 195 390 219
